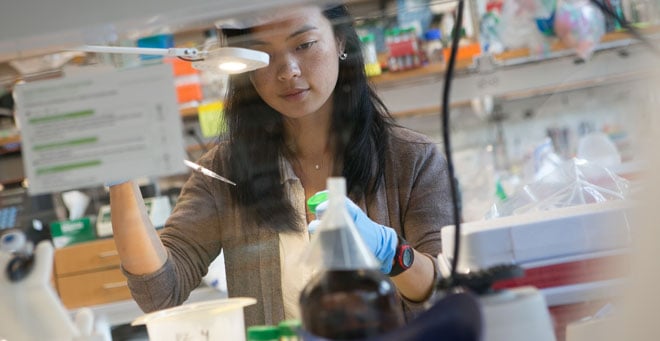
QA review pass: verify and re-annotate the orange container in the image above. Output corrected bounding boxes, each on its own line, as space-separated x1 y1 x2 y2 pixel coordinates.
165 57 200 76
176 83 203 104
443 43 481 63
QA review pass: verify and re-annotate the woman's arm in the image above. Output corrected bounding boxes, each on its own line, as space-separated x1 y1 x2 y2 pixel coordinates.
390 250 437 302
392 139 454 302
109 181 167 275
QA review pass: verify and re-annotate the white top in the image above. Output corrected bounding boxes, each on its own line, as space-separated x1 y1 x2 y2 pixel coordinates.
279 228 312 319
279 158 314 320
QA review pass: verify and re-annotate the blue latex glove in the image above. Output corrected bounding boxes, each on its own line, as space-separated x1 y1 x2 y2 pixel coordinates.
309 198 399 274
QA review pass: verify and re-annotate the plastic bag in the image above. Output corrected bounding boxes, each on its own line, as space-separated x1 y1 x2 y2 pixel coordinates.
496 0 553 55
486 158 629 219
554 0 606 60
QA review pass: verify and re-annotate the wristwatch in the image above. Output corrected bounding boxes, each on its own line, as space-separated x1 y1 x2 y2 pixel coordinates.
388 235 414 277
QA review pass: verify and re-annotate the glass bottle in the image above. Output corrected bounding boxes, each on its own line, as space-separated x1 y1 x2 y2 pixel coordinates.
299 177 404 340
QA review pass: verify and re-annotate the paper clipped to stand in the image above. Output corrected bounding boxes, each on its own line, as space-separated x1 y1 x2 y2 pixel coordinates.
14 63 187 195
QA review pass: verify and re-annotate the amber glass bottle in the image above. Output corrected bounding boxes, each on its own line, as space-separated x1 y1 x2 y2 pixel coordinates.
299 178 404 339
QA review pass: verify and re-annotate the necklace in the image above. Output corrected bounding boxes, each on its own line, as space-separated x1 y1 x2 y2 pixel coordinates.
312 152 329 171
286 140 330 172
294 153 328 173
300 150 326 171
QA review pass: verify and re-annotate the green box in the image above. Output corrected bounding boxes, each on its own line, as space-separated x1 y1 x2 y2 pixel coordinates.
50 216 96 248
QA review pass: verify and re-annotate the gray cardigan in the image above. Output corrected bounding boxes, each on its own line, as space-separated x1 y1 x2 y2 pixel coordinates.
123 126 454 327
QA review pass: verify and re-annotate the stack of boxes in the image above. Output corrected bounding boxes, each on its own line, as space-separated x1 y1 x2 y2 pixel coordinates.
442 201 632 340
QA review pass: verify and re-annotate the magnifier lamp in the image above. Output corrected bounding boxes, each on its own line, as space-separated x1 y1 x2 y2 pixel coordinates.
71 42 269 74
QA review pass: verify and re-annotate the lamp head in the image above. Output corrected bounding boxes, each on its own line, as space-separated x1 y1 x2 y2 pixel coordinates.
192 46 268 74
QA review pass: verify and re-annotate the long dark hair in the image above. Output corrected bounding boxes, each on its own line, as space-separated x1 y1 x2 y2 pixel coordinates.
223 5 394 231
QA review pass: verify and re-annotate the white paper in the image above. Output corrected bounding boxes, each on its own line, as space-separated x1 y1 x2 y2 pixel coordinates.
14 63 187 195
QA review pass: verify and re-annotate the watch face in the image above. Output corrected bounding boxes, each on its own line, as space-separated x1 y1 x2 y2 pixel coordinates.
401 246 414 268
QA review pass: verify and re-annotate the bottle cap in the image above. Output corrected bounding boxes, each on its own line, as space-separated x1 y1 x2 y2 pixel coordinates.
278 319 301 336
300 177 380 271
307 191 328 214
360 33 375 43
247 325 279 340
424 29 442 41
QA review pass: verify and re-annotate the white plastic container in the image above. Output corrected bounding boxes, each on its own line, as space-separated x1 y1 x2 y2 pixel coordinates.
132 297 256 341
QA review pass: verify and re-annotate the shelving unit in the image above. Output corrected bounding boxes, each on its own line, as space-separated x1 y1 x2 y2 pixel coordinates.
374 28 660 117
175 27 660 119
2 26 658 186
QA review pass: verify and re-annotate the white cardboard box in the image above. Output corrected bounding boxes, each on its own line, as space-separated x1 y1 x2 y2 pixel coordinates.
441 201 633 272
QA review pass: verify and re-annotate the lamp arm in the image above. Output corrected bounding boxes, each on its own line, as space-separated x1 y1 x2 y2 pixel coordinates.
69 45 201 58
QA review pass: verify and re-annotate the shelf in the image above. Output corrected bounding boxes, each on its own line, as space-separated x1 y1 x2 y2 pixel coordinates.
495 26 660 62
0 134 20 146
175 26 659 120
369 27 660 90
172 29 658 118
374 28 660 116
179 106 199 119
0 134 20 154
162 27 658 120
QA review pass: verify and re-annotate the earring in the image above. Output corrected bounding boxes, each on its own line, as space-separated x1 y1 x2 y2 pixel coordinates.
339 52 347 61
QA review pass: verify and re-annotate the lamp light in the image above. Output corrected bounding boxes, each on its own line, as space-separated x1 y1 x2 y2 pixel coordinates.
192 47 268 73
70 44 269 74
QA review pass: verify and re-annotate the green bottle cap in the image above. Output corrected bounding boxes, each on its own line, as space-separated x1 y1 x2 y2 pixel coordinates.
307 191 328 215
360 33 375 43
247 325 279 340
278 319 301 337
495 180 508 201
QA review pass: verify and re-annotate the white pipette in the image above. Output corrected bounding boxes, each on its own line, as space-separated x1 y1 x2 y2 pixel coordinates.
183 160 236 186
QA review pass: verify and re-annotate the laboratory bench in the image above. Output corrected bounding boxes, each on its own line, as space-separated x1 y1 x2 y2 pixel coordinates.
53 237 130 309
69 285 225 328
53 236 227 327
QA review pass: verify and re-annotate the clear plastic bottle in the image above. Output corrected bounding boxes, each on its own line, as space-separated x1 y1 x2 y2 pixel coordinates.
400 27 413 70
359 33 382 77
423 29 444 64
404 27 421 68
299 177 404 339
385 29 399 72
441 13 456 47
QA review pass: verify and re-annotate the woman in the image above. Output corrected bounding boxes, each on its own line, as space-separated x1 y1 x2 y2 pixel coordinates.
109 3 454 327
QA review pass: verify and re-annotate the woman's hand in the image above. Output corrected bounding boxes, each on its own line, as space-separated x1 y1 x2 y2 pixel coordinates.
308 197 398 274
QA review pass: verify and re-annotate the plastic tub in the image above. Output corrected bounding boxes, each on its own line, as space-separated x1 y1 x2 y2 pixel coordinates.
132 297 256 341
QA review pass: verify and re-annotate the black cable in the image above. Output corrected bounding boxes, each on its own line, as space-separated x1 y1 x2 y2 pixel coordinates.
442 0 465 284
589 0 660 56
